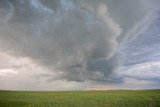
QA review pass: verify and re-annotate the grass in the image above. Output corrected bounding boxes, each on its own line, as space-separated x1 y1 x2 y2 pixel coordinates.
0 90 160 107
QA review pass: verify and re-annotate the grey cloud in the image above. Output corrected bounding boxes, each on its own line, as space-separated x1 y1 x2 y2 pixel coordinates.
0 0 158 83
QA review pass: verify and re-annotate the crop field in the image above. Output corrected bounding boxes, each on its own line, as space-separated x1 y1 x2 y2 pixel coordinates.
0 90 160 107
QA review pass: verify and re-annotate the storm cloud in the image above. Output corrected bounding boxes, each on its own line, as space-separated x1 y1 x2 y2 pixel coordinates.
0 0 160 90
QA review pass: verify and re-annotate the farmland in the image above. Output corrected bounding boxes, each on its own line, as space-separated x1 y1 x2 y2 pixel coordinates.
0 90 160 107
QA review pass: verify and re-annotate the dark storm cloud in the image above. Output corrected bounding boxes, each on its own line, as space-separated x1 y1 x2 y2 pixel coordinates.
0 0 159 83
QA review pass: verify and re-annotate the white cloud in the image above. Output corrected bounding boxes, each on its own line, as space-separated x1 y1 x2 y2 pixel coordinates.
117 61 160 82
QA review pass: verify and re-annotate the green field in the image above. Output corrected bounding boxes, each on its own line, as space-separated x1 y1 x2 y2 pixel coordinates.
0 90 160 107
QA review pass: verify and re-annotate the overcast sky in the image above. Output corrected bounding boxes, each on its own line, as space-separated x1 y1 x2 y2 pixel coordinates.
0 0 160 91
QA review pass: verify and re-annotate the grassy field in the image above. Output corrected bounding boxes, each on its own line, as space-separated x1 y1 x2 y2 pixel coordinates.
0 90 160 107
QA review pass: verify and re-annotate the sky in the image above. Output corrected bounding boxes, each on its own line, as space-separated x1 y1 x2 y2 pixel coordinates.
0 0 160 91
